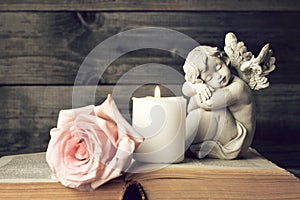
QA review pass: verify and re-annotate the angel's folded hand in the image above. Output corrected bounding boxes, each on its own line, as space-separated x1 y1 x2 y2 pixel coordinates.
194 83 214 102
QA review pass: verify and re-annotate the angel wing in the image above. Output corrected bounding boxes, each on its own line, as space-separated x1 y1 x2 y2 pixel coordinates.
224 32 276 90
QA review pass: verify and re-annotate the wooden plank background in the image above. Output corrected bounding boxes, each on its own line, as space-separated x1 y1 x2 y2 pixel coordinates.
0 0 299 11
0 1 300 158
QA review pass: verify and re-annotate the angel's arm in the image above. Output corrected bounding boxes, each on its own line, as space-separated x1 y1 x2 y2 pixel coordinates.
182 81 214 100
182 81 196 97
199 82 244 111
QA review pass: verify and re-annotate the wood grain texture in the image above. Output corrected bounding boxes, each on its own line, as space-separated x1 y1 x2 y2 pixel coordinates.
253 141 300 178
0 84 299 156
254 84 300 140
0 11 299 85
0 0 300 11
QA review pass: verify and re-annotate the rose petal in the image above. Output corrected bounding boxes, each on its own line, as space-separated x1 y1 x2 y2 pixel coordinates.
57 105 95 128
94 94 144 146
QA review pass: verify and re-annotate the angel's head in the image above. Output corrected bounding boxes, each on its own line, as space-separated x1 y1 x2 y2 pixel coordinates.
183 45 231 88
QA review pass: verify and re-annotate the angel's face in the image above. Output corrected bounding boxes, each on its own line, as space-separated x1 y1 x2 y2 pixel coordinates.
200 56 231 89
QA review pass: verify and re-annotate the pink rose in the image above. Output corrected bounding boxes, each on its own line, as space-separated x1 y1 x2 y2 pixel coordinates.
46 94 143 191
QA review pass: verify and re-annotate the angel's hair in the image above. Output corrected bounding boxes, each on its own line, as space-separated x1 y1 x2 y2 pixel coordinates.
183 45 229 83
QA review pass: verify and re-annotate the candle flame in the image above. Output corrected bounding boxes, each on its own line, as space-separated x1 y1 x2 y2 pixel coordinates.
154 86 161 98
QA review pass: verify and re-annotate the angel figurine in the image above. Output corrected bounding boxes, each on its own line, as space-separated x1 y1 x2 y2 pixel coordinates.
182 32 276 159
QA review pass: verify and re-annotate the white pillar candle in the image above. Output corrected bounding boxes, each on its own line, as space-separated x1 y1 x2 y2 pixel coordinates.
132 86 186 163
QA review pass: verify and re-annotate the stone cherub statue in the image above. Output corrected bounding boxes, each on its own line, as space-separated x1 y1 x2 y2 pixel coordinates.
183 32 276 159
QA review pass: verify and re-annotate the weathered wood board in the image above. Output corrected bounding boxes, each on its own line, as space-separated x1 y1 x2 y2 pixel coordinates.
0 1 299 157
0 12 299 85
0 84 299 155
